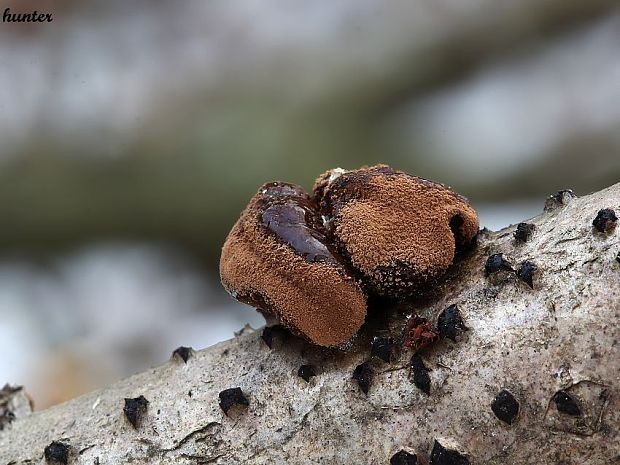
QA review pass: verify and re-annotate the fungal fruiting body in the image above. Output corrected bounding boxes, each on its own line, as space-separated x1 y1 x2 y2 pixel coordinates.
314 165 479 297
220 165 479 347
220 182 367 347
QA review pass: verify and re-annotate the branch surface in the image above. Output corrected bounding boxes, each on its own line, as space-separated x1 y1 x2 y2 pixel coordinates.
1 184 619 464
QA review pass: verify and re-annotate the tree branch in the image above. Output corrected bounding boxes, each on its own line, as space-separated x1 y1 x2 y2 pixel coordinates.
2 184 619 464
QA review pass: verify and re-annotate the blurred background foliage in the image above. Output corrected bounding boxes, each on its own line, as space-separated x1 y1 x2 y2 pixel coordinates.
1 0 619 408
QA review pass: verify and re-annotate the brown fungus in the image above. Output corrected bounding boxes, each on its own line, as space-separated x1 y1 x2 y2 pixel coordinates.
313 165 479 297
220 166 479 347
220 182 367 347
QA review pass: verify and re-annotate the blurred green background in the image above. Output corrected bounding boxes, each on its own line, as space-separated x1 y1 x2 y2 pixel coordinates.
1 0 619 408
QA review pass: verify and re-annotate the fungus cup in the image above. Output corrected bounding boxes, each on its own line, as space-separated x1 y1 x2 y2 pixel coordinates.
220 165 479 347
219 182 367 348
314 165 479 297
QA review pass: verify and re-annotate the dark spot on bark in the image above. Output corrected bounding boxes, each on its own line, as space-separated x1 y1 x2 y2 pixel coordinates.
259 183 345 266
352 361 373 395
514 222 535 242
553 390 581 416
437 305 467 341
491 389 519 425
123 395 149 429
616 251 620 264
592 208 617 233
0 384 23 431
516 261 537 289
410 354 431 395
171 346 194 363
391 450 418 465
218 387 249 416
371 337 393 362
261 325 286 349
298 364 316 382
485 253 514 275
222 349 229 356
430 440 469 465
450 214 476 259
544 189 576 211
0 410 14 430
44 441 70 464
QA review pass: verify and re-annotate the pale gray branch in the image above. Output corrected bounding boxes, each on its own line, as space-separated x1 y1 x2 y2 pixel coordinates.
1 184 619 464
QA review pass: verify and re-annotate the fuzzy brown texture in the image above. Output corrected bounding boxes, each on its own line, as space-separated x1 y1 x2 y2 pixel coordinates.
220 183 367 347
314 165 479 296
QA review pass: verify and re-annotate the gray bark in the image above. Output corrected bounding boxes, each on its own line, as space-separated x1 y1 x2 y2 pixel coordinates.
1 183 619 464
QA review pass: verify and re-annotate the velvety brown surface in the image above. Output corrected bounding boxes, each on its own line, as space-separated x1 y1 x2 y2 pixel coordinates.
220 182 367 347
313 165 479 296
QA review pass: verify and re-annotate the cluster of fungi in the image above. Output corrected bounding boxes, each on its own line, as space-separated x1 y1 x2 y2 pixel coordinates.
220 164 479 347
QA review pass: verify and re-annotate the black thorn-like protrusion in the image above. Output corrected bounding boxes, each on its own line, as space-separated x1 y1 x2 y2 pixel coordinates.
218 387 249 415
592 208 617 233
298 364 316 382
171 346 194 363
437 304 467 341
44 441 70 464
484 253 514 276
514 222 535 242
352 361 373 395
371 337 393 362
390 450 418 465
123 395 149 429
410 354 431 395
261 325 285 349
544 189 576 211
491 389 520 425
516 261 537 289
430 440 470 465
553 390 581 416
